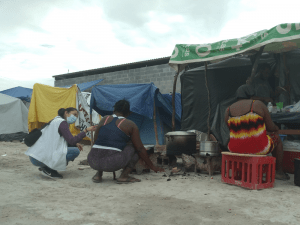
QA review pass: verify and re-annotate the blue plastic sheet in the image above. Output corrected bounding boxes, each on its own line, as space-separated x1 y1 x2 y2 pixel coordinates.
90 83 181 145
90 83 157 119
162 93 182 119
59 79 103 92
0 86 32 102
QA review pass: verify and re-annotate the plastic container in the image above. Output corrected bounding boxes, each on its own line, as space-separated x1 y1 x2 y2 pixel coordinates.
221 154 276 190
271 106 278 114
279 134 287 142
294 158 300 187
267 102 273 113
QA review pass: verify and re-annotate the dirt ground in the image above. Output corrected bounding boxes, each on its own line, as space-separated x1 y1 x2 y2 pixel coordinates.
1 142 300 225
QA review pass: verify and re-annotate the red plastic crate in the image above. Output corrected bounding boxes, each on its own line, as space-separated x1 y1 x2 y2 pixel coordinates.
221 153 276 190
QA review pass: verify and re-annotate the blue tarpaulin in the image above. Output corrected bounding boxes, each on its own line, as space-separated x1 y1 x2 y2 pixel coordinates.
59 79 103 92
90 83 181 145
0 86 32 102
162 93 182 119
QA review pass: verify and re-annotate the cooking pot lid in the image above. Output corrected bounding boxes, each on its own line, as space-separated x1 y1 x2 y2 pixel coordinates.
165 131 196 136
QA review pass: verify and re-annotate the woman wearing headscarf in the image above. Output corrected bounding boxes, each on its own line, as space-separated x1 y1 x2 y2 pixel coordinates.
25 107 96 179
224 84 289 180
88 100 164 184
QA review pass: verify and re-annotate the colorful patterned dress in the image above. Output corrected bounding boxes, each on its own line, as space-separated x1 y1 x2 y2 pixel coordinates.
227 101 275 155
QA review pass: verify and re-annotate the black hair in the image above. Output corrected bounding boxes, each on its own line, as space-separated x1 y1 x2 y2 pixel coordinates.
58 107 78 118
259 63 271 71
113 99 130 116
236 84 255 100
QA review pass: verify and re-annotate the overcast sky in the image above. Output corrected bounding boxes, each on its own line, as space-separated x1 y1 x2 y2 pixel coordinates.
0 0 299 91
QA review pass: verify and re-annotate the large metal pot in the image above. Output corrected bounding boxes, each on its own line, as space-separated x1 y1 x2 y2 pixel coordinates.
165 131 196 155
200 141 220 157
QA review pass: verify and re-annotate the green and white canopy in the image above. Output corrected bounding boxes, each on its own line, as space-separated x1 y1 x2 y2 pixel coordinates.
169 23 300 72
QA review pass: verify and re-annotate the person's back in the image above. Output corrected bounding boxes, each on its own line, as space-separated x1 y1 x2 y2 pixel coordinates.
94 115 131 151
227 100 272 154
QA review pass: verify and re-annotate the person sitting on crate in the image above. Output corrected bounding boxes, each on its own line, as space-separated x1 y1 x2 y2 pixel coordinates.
25 107 96 179
88 99 164 184
224 84 290 181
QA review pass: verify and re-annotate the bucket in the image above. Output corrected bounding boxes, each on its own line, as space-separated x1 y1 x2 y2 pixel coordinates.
294 158 300 187
279 134 287 142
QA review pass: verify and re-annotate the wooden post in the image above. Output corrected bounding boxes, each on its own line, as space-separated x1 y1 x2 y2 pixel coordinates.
204 62 211 141
283 53 291 105
153 99 159 146
248 46 265 83
172 71 180 131
90 114 93 148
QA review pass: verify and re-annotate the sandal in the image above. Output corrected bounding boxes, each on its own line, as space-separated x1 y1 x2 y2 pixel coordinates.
116 177 141 184
92 173 102 183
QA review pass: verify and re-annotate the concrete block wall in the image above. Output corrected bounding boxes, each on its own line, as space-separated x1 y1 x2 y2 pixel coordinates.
55 64 181 94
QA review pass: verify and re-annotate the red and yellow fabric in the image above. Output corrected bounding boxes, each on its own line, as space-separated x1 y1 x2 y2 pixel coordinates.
227 101 275 155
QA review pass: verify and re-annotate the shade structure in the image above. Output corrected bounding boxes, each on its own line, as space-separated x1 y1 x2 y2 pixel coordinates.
169 23 300 72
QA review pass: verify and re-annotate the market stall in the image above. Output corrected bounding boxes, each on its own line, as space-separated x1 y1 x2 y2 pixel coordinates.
167 23 300 183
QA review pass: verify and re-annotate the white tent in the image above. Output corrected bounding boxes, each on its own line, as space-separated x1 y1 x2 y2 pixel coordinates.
0 93 28 141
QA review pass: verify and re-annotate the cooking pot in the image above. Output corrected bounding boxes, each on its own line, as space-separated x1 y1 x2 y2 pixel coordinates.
165 131 196 155
200 141 220 157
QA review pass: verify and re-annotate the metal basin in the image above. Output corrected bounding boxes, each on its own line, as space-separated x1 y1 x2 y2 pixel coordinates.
200 141 220 157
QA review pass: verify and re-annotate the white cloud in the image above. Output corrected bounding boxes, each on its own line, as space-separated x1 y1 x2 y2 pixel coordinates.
167 15 184 23
0 76 54 91
147 21 171 34
1 0 299 92
219 0 300 40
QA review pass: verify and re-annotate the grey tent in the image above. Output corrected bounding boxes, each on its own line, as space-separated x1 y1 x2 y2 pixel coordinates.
0 93 29 141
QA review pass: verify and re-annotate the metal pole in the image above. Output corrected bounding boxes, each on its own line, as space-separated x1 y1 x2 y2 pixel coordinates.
172 71 179 131
204 62 211 141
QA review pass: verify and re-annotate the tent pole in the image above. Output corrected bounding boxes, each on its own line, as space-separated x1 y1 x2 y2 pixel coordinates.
90 114 93 148
204 62 211 141
153 99 159 146
172 71 179 131
248 46 265 83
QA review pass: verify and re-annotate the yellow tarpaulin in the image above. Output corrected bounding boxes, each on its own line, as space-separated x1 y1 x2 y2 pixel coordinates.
28 83 90 141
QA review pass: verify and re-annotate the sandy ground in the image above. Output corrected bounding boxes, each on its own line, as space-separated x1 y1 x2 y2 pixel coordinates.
1 142 300 225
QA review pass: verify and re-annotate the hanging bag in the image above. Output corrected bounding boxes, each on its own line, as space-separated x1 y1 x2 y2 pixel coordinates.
24 120 53 147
